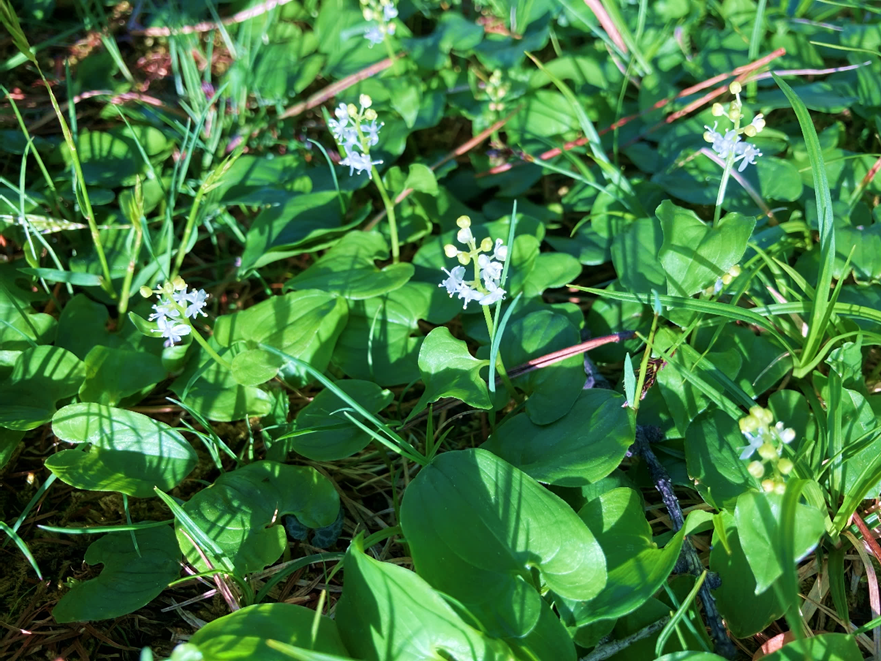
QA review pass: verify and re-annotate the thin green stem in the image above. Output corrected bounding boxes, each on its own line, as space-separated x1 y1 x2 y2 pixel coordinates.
187 324 232 371
481 303 517 398
118 220 143 317
173 187 206 278
372 166 400 263
631 312 660 414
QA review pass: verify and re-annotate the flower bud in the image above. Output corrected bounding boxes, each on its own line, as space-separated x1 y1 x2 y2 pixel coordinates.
480 237 493 252
747 461 765 479
456 215 471 229
703 131 715 143
172 275 187 290
762 479 776 492
457 227 474 244
721 273 733 286
727 103 742 122
444 244 459 258
758 442 777 461
359 94 373 109
729 81 742 95
712 103 724 117
739 415 760 434
364 108 378 121
777 458 794 475
778 427 796 444
774 481 786 495
729 264 741 278
363 8 374 20
139 286 153 298
457 252 471 266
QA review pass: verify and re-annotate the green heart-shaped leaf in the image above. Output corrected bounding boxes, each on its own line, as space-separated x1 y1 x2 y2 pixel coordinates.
48 403 197 497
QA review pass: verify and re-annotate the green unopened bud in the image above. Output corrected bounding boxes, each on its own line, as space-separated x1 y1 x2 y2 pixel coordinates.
172 276 187 290
139 286 153 298
364 108 378 121
762 478 776 492
359 94 373 109
456 215 471 229
758 443 777 461
739 415 760 434
729 81 742 95
457 252 471 266
712 103 725 117
347 103 358 117
747 461 765 479
777 458 794 475
480 237 493 252
444 244 459 259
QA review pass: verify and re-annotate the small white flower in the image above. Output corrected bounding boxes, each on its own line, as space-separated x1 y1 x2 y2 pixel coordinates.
382 2 398 20
458 284 483 309
340 151 383 178
456 227 474 244
493 238 508 262
334 103 349 122
479 280 506 306
365 25 385 46
149 300 180 321
153 317 191 348
439 266 467 297
704 123 741 159
172 287 189 306
361 120 383 147
775 422 795 444
734 142 762 172
185 288 209 318
478 254 503 283
739 431 764 461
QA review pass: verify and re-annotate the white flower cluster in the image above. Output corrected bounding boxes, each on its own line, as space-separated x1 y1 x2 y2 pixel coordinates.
328 95 383 179
439 216 508 309
703 81 765 173
360 0 397 46
141 278 208 347
739 405 796 494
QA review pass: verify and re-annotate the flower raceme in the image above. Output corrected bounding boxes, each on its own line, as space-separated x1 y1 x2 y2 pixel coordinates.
140 278 209 347
703 81 765 172
329 95 383 180
360 0 397 46
738 405 796 494
439 216 508 309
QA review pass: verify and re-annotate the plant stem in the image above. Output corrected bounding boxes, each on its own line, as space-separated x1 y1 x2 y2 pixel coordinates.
631 312 660 413
118 219 144 317
372 166 400 263
173 186 206 278
186 320 232 371
482 304 517 398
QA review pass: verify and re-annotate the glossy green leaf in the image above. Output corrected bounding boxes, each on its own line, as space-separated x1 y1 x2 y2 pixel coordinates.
759 634 861 661
411 327 491 418
78 345 166 406
0 346 85 430
215 290 348 388
285 232 414 300
285 380 393 461
733 489 825 594
239 192 364 272
501 310 584 425
176 461 339 574
186 603 350 660
482 389 635 486
230 348 283 387
566 488 688 625
170 346 273 422
336 535 515 661
685 409 754 510
48 403 197 498
53 526 180 622
611 217 666 295
710 512 784 638
400 449 605 646
657 201 755 297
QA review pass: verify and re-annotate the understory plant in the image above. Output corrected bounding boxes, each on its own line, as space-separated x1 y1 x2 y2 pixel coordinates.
1 1 881 660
